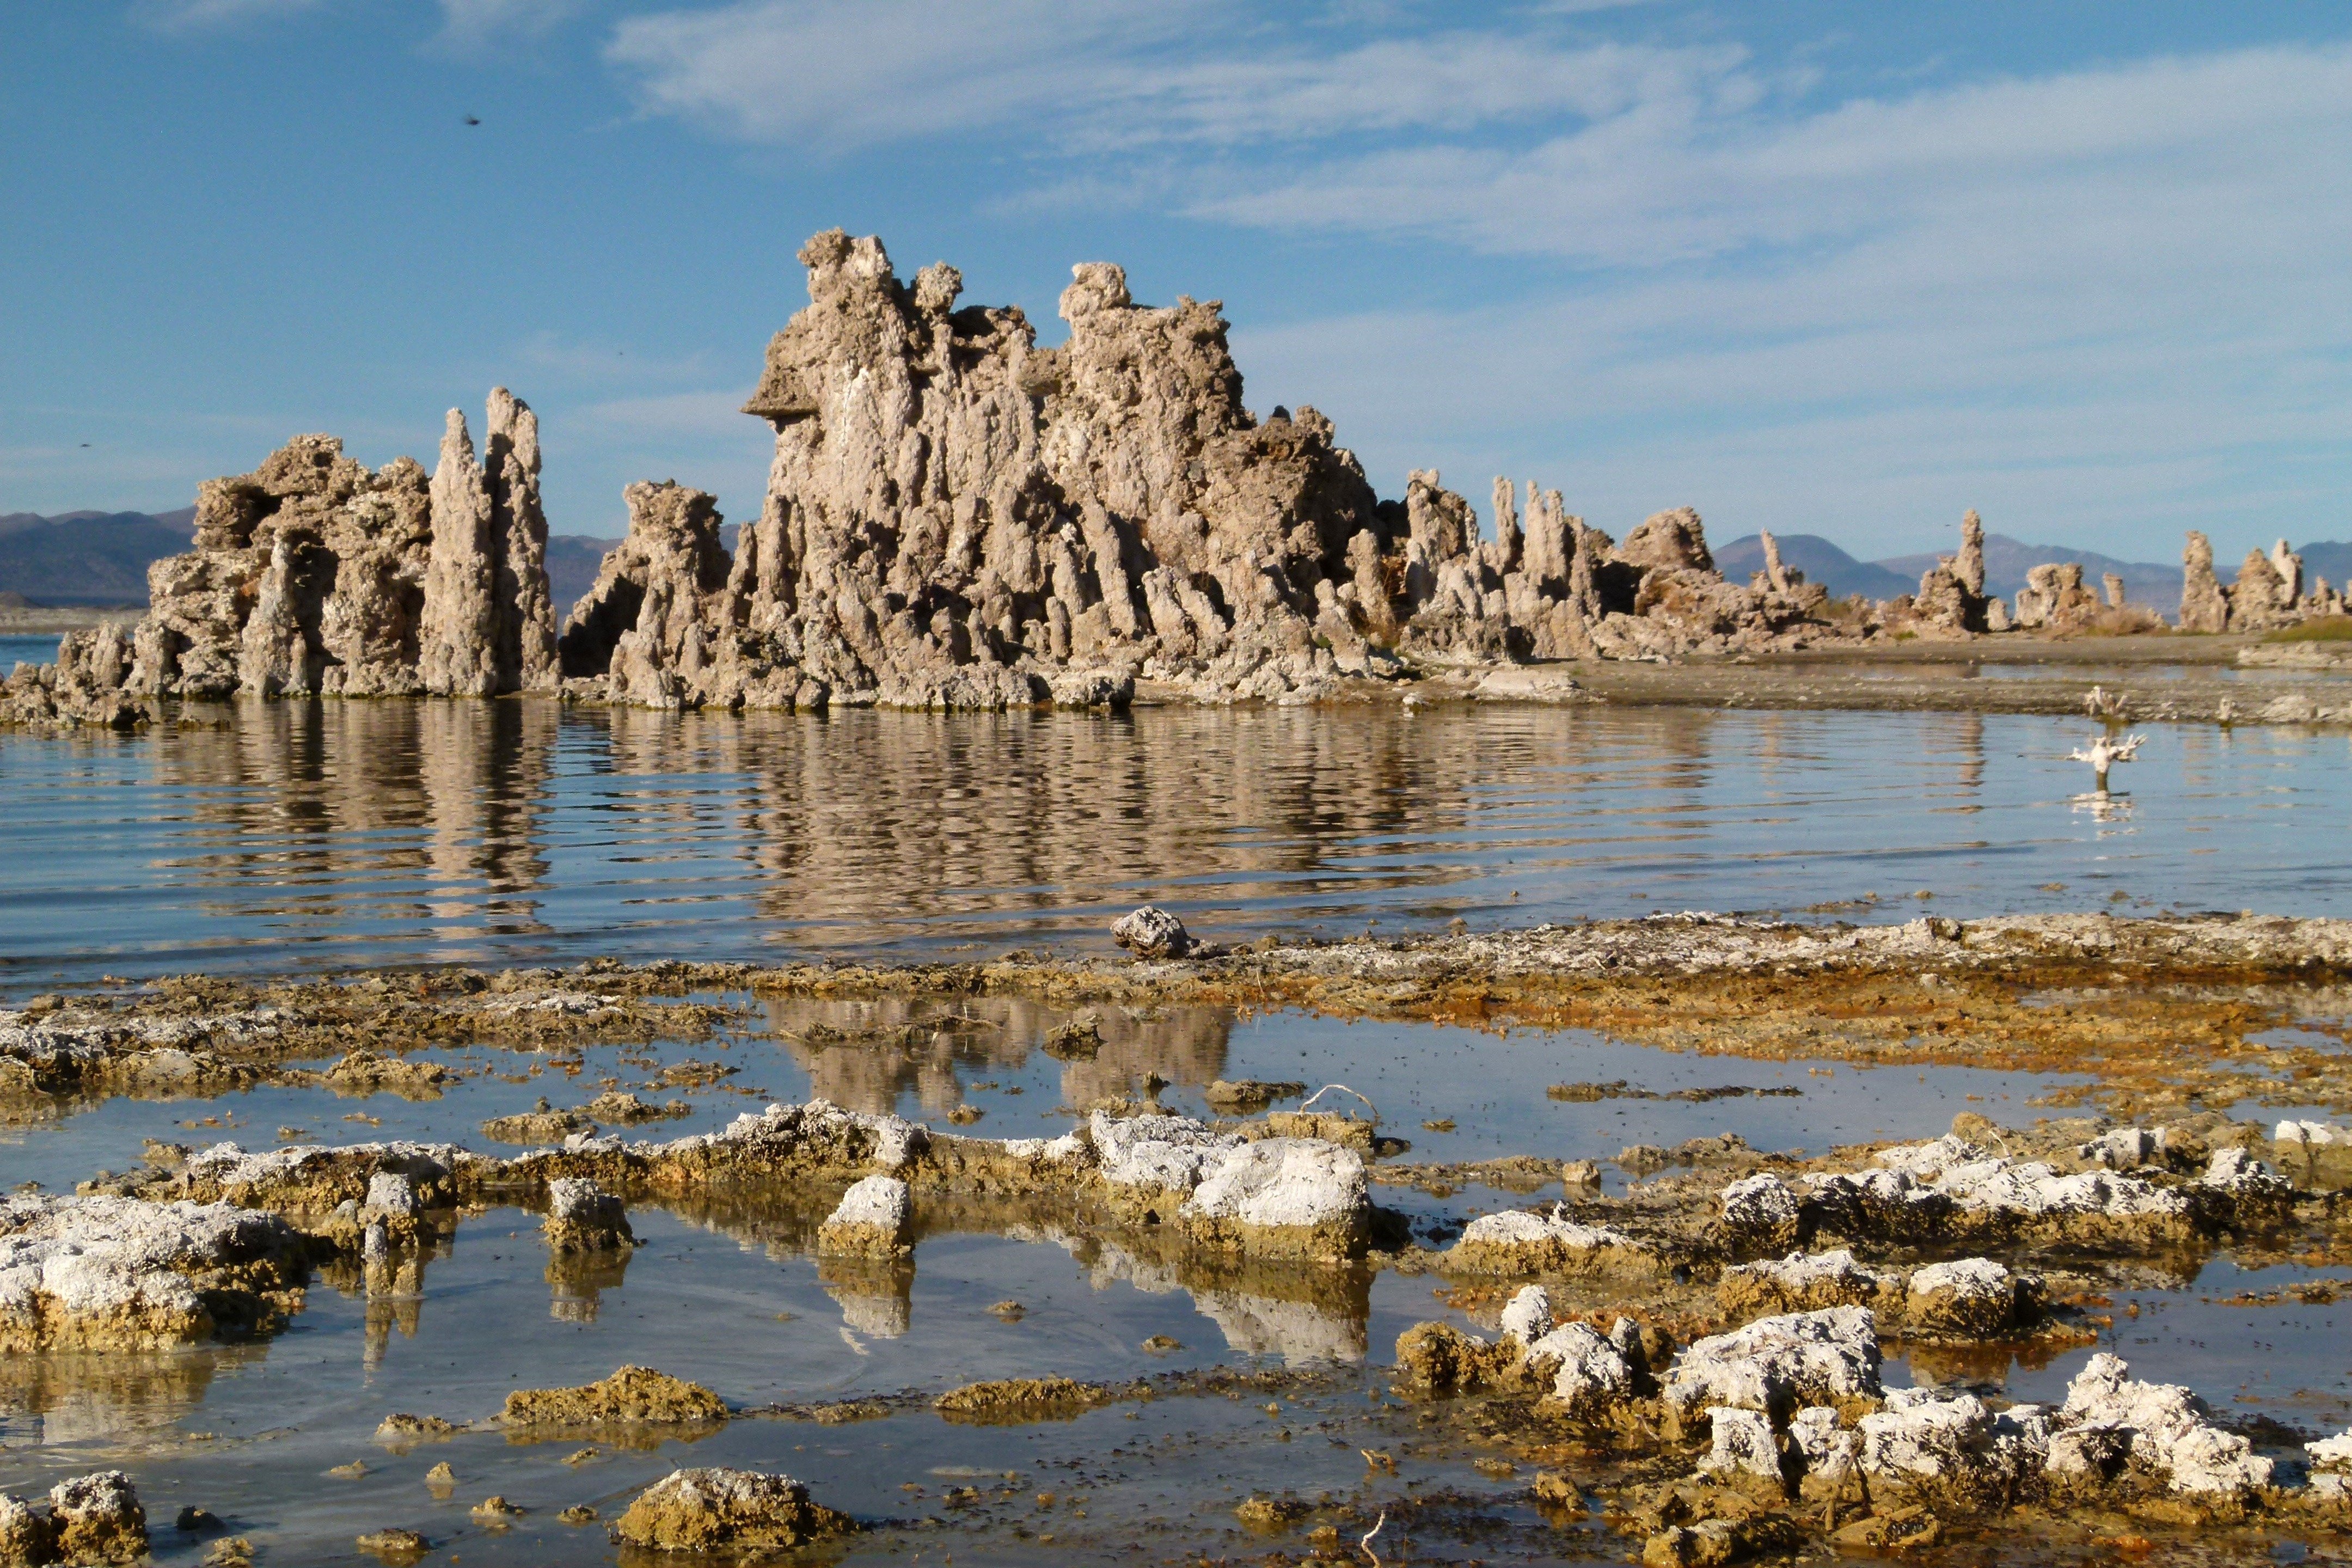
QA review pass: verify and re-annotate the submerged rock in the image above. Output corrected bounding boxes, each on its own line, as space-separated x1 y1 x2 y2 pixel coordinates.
934 1376 1116 1422
500 1365 726 1431
612 1468 852 1553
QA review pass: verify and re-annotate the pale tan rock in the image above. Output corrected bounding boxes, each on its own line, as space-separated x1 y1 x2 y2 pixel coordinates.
2012 562 2100 631
486 388 560 693
2180 530 2229 632
2230 546 2296 630
419 408 501 696
47 1471 146 1565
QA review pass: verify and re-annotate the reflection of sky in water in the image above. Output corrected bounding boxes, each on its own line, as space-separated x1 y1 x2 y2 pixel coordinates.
0 1004 2086 1199
3 700 2349 981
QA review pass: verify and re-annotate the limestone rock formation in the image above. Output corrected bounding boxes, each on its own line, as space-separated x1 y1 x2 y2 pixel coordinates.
2179 530 2343 633
548 230 1843 712
0 1472 147 1567
541 1178 632 1254
2011 562 2100 630
613 1468 855 1554
4 392 556 725
2180 531 2229 632
558 481 739 709
2229 546 2296 631
1905 511 1992 637
814 1174 911 1258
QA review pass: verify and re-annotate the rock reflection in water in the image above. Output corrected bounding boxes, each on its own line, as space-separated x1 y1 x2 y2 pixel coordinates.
818 1258 915 1340
768 995 1232 1118
0 1346 264 1447
23 691 2273 982
20 695 2352 978
546 1247 632 1324
1015 1223 1370 1365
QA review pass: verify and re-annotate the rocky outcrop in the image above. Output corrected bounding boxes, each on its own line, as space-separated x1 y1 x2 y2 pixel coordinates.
541 1178 632 1254
2180 531 2230 632
2011 562 2099 630
0 1472 146 1566
546 230 1846 712
814 1174 911 1258
1904 511 1993 638
612 1468 853 1552
3 392 556 725
2180 530 2345 633
0 1193 310 1350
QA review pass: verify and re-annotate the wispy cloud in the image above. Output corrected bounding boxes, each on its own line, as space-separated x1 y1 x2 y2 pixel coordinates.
131 0 322 30
603 4 2352 555
603 1 1749 155
434 0 581 52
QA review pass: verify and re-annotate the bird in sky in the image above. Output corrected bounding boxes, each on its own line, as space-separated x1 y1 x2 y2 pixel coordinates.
463 115 481 126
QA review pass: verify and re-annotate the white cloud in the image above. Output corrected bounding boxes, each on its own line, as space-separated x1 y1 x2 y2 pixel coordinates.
131 0 322 30
601 7 2352 559
434 0 581 51
607 0 1190 150
604 1 1731 155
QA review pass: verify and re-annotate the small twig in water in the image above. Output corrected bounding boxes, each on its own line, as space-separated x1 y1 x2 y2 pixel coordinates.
1298 1083 1378 1121
1359 1510 1387 1565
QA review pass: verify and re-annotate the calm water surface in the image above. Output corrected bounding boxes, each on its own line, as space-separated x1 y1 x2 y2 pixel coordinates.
3 699 2348 982
5 694 2350 1563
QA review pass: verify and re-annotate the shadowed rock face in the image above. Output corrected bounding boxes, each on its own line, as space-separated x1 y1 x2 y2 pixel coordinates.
550 230 1834 711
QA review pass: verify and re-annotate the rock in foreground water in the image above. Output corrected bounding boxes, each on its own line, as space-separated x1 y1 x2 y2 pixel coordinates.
611 1468 853 1552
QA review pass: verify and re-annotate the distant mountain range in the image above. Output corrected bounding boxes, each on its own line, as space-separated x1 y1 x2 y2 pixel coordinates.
3 506 2339 623
1720 532 2189 610
0 508 195 606
547 535 621 612
0 508 624 615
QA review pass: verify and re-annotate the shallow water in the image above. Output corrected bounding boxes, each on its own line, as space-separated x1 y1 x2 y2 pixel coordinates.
0 997 2090 1202
4 699 2350 984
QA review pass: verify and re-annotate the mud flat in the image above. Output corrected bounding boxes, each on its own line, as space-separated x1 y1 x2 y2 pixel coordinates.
7 913 2352 1565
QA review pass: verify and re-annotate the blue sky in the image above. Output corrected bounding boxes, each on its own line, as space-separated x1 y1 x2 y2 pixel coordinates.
4 2 2347 564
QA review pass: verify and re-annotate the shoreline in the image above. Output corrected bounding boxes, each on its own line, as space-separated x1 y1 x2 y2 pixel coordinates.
11 631 2352 728
0 606 136 638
